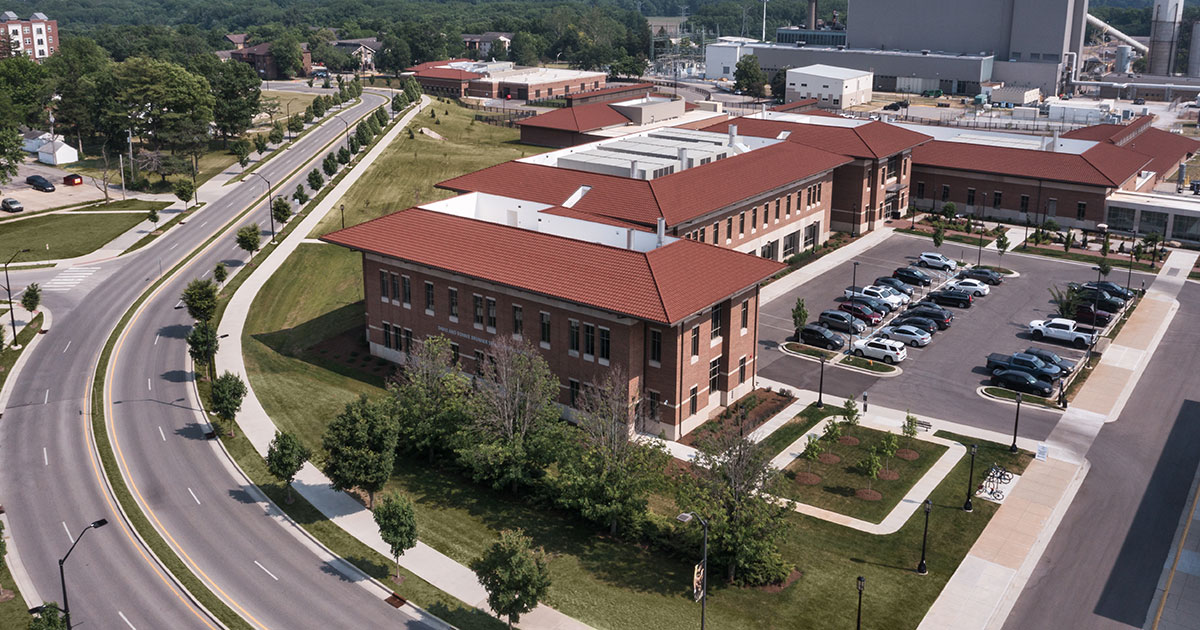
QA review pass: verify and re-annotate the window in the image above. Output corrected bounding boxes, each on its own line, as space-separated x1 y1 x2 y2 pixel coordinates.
690 326 700 357
425 282 435 313
473 295 484 326
474 350 485 375
649 329 662 363
486 298 497 330
740 300 749 330
403 328 413 353
713 222 720 244
540 312 551 346
699 227 706 242
785 194 792 216
584 324 596 357
726 217 733 241
783 232 799 258
569 379 581 407
383 323 393 349
1047 198 1057 216
402 276 411 305
966 188 975 206
512 305 523 336
599 327 610 361
710 304 723 339
450 343 460 364
1076 202 1087 221
739 212 745 236
993 191 1002 209
647 391 660 420
689 386 698 415
569 320 580 353
709 358 721 393
738 357 746 384
379 270 388 299
751 207 757 231
916 181 925 199
449 288 459 319
941 185 950 202
1020 194 1030 213
774 199 781 221
390 273 399 302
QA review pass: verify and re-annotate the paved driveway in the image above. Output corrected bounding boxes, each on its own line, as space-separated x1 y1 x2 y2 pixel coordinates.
757 232 1157 441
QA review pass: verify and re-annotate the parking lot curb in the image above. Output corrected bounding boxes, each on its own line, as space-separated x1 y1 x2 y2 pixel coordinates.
836 353 903 377
975 386 1063 411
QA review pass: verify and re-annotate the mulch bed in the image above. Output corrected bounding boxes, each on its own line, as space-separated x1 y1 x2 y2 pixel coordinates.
818 452 841 465
856 489 882 501
878 470 900 481
794 472 822 486
679 388 795 447
896 448 920 461
838 435 860 446
758 568 803 593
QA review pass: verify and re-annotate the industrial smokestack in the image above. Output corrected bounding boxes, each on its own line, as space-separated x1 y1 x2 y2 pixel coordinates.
807 0 817 30
1149 0 1183 75
1189 23 1200 77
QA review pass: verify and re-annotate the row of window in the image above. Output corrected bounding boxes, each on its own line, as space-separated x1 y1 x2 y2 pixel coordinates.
681 185 819 244
917 182 1088 217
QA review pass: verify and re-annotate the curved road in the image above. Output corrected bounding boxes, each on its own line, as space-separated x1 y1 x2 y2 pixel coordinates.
2 88 434 628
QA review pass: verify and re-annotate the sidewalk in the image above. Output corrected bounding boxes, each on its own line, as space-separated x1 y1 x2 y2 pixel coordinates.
215 97 589 630
918 248 1196 630
759 225 895 304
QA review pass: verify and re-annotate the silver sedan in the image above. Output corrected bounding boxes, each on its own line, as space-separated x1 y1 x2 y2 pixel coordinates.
877 324 932 347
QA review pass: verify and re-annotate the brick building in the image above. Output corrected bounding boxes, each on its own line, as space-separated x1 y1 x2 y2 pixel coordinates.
406 60 606 100
516 97 727 148
229 41 313 80
3 11 57 60
321 195 783 439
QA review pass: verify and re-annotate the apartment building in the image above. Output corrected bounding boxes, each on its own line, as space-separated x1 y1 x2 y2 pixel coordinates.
3 11 57 60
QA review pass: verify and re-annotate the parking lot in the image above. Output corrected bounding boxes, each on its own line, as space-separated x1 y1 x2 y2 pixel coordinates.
2 158 105 213
757 232 1156 441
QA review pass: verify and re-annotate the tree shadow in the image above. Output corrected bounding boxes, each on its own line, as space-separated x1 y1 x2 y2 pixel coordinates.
321 555 378 584
227 486 259 505
823 485 856 498
290 478 366 520
157 323 192 339
849 556 913 572
160 370 193 383
173 422 212 440
220 258 245 268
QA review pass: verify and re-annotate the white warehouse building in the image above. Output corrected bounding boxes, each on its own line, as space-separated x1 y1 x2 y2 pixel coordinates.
785 64 873 109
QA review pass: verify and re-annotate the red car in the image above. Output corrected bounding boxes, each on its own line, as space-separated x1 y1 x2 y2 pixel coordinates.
62 173 83 186
1074 304 1114 326
839 301 882 325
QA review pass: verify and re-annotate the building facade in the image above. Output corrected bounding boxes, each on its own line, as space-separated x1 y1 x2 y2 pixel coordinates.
229 42 313 80
3 11 56 60
784 65 873 109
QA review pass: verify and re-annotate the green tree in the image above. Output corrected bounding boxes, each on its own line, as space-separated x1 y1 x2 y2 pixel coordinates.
0 520 10 601
0 123 23 190
254 133 268 155
323 394 399 508
879 433 899 474
1143 232 1162 268
267 431 311 503
287 114 304 134
174 179 195 209
348 137 361 154
902 410 919 441
181 278 218 322
377 35 413 76
391 93 406 113
769 67 790 101
303 104 314 124
457 337 564 493
210 371 247 437
733 54 768 98
307 168 324 192
147 206 160 225
802 434 823 474
312 96 326 118
1063 230 1073 252
323 153 338 176
1098 258 1113 277
193 56 261 140
995 232 1010 263
213 262 228 284
859 446 882 492
842 397 860 426
186 319 219 381
0 55 51 127
271 36 304 78
20 282 40 313
337 146 351 164
1049 285 1083 319
932 226 945 249
823 417 843 442
373 492 418 582
236 224 262 253
471 529 551 630
391 336 469 460
41 38 112 152
941 202 957 221
268 123 284 144
271 196 291 226
374 107 389 127
510 31 545 66
28 602 67 630
231 139 251 169
293 184 309 205
791 297 808 338
556 368 669 536
355 123 371 145
109 57 214 153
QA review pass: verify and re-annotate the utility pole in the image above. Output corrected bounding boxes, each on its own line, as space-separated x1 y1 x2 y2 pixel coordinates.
126 129 136 181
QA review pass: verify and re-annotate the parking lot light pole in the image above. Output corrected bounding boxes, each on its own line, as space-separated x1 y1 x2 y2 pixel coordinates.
1127 247 1135 296
817 355 826 408
917 499 932 575
856 576 865 630
60 518 108 628
340 204 346 230
977 224 986 266
5 248 31 347
964 444 977 512
1010 393 1022 454
852 261 860 289
1088 265 1102 361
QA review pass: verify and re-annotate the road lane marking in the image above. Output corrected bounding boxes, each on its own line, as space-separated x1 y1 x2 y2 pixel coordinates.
43 389 49 404
158 426 166 442
118 611 136 629
147 378 152 391
43 448 47 466
169 243 178 250
253 561 279 581
187 488 201 505
199 221 207 227
62 341 71 353
62 521 73 543
154 334 159 346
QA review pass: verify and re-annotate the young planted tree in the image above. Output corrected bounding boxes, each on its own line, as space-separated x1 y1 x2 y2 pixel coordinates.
802 434 823 474
841 397 861 426
1048 285 1083 319
859 446 882 493
1101 232 1111 258
254 133 268 155
20 282 40 314
174 178 195 210
28 601 67 630
303 105 313 124
994 232 1010 264
148 206 159 225
266 431 311 503
287 114 304 135
791 297 807 340
822 417 843 442
210 371 247 437
213 262 228 284
471 529 551 630
181 278 219 322
322 153 338 177
941 202 956 222
293 184 309 206
457 336 564 493
879 433 899 474
932 226 945 249
556 368 670 536
337 146 351 164
312 97 326 118
902 410 919 443
348 137 360 154
373 492 418 582
323 394 398 508
268 123 284 145
186 319 219 381
355 123 370 146
271 196 291 226
1143 232 1162 268
307 169 324 193
231 139 251 167
236 224 261 253
1062 230 1073 252
1098 258 1113 278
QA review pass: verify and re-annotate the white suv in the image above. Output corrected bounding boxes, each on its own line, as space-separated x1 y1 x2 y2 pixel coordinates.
918 252 957 272
851 338 908 364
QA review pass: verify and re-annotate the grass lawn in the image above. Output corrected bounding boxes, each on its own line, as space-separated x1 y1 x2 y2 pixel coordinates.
759 404 840 460
781 425 948 524
261 90 319 126
842 355 898 373
309 99 551 238
73 140 238 193
71 199 173 212
0 564 30 629
1019 245 1158 272
983 386 1059 409
782 341 836 360
0 213 147 262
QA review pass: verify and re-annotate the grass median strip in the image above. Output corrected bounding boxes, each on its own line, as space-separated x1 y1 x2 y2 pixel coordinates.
782 342 836 360
842 355 898 373
983 386 1059 409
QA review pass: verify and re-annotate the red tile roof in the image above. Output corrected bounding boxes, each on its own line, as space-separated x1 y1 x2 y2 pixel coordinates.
911 140 1151 188
321 207 783 324
1062 117 1199 179
702 117 931 159
440 141 850 227
516 102 632 132
770 99 819 112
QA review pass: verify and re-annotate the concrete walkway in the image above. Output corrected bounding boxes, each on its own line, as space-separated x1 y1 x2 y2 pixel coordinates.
919 248 1197 630
215 97 589 630
760 225 896 304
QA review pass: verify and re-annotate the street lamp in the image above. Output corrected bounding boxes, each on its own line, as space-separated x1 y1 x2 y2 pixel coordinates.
246 172 277 244
4 248 31 347
676 512 708 630
335 113 351 151
856 576 865 630
340 203 346 230
917 498 932 575
817 354 826 409
977 219 986 266
1127 243 1135 297
1010 393 1022 454
60 518 108 628
1022 215 1030 250
852 261 860 289
1088 264 1103 361
963 444 977 512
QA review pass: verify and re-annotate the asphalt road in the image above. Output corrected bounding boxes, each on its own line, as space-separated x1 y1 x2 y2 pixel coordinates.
1003 282 1200 629
1 88 433 628
757 230 1156 441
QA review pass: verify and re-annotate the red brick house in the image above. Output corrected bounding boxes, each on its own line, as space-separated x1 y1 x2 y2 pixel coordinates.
229 41 313 80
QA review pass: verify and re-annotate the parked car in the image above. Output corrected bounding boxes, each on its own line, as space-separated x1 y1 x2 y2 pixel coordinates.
890 315 939 334
1133 97 1146 105
990 369 1054 397
874 284 911 305
846 294 894 314
877 324 932 347
957 267 1004 285
1074 304 1114 327
839 301 882 325
875 276 914 296
1083 281 1135 301
893 267 933 287
985 352 1063 383
1029 318 1095 348
62 173 83 186
25 175 55 192
1 197 22 212
917 251 957 271
1068 284 1126 313
948 278 990 297
843 285 905 309
799 324 845 350
819 310 866 335
904 305 953 329
851 338 908 364
923 288 974 308
1023 347 1077 375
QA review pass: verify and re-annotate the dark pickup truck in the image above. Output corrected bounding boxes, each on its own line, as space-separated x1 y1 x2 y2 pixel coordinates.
985 352 1063 383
